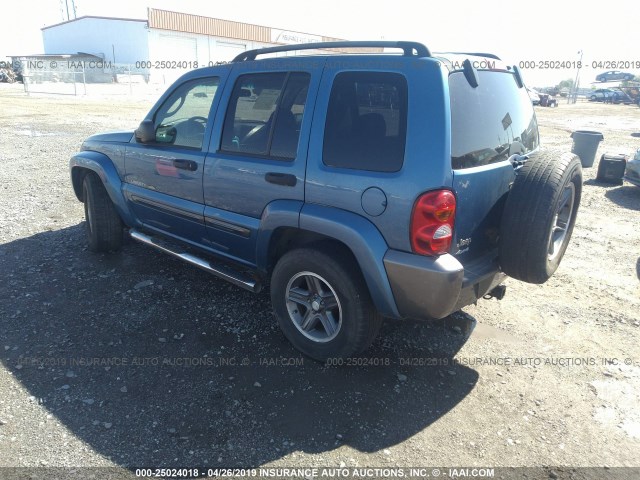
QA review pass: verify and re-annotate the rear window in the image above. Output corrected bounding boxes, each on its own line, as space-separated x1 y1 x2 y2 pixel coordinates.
450 70 539 170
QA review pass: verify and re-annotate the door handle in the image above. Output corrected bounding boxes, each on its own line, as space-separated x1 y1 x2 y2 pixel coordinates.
265 172 297 187
173 159 198 171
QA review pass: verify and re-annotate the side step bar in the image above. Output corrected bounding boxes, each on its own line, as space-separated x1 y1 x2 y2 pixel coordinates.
129 229 260 293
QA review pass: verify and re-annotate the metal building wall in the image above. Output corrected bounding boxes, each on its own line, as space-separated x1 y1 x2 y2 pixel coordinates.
42 17 149 64
148 9 270 43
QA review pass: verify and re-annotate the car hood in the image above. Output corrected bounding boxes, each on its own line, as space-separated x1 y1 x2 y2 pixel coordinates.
83 131 134 145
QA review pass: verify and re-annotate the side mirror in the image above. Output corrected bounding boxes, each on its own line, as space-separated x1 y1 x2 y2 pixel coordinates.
135 120 155 143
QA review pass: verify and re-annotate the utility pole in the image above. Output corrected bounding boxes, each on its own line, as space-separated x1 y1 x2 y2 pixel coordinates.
570 50 583 104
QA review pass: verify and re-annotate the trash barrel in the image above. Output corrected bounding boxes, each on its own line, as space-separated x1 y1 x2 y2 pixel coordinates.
570 130 604 168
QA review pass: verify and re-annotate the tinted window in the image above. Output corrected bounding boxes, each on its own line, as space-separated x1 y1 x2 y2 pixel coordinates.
323 72 407 172
450 70 539 170
270 73 309 158
153 77 219 149
221 72 310 159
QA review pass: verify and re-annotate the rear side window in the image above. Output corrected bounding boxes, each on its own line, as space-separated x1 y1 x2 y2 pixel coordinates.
450 70 539 170
221 72 310 159
323 72 408 172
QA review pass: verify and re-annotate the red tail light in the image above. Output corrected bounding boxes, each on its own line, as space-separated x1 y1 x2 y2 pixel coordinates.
410 190 456 256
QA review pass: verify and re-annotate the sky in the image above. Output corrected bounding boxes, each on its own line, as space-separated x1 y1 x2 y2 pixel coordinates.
2 0 639 88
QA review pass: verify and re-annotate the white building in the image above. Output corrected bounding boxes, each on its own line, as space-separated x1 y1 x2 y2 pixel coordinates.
41 8 365 83
42 16 149 65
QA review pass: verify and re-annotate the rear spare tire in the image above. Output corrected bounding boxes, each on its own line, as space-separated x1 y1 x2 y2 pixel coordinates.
499 152 582 284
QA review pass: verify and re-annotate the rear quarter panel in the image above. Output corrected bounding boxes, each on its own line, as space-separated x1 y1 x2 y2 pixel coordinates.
305 57 452 252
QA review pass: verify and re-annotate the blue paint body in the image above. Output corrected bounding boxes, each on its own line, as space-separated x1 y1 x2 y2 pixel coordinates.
70 50 537 320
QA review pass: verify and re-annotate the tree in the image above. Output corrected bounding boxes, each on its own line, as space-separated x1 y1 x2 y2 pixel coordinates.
557 78 574 90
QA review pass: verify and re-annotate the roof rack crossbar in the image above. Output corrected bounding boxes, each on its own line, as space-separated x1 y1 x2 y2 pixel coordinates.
232 41 431 62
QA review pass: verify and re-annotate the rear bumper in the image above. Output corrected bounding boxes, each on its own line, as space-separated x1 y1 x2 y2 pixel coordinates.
624 167 640 186
624 175 640 187
383 250 505 320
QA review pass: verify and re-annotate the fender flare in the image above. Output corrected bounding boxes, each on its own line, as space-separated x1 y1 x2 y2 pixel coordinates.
69 151 138 227
255 200 303 271
257 201 400 319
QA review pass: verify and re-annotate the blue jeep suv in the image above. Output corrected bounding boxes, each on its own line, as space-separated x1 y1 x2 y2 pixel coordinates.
70 41 582 360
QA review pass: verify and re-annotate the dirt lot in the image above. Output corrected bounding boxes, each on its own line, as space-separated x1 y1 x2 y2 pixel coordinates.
0 83 639 475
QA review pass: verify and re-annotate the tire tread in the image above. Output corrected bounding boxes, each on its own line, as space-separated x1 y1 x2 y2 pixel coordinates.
499 153 582 283
83 172 123 252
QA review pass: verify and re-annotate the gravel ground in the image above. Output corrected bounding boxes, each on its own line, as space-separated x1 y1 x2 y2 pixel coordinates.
0 83 639 474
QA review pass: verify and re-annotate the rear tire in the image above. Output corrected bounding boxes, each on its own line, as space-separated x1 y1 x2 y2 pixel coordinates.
83 172 123 252
270 247 382 361
499 153 582 284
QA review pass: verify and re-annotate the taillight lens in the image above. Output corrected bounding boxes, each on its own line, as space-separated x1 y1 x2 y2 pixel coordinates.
410 190 456 256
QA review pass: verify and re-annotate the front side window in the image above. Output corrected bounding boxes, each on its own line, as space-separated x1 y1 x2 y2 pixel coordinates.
323 72 408 173
153 77 219 149
450 70 539 170
221 72 310 159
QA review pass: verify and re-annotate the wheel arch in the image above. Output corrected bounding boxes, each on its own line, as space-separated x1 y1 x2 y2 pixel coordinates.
257 202 401 319
70 151 137 227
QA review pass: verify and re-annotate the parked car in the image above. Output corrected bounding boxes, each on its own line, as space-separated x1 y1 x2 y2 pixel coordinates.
589 89 629 102
527 88 541 105
625 149 640 187
70 41 582 360
528 88 558 106
596 70 635 82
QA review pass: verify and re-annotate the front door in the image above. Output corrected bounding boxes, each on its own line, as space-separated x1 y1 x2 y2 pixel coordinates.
123 75 223 245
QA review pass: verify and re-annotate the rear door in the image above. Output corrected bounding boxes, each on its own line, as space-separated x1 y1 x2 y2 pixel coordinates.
450 68 539 263
202 58 323 266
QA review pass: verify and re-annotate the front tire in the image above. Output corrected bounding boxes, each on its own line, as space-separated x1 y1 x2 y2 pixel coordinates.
83 172 123 252
270 247 382 361
499 153 582 284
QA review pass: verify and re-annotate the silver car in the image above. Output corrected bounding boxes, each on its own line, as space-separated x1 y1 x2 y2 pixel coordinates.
624 149 640 187
596 70 635 82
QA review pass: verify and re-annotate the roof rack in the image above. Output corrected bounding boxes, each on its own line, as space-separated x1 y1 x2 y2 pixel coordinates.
434 52 502 60
232 41 431 62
